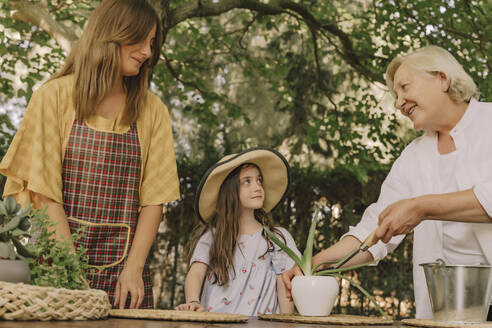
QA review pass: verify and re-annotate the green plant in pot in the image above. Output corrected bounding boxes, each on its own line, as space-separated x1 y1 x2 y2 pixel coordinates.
264 203 389 319
0 196 35 283
0 195 90 289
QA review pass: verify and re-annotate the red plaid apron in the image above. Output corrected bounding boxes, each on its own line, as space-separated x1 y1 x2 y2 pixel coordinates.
63 119 153 308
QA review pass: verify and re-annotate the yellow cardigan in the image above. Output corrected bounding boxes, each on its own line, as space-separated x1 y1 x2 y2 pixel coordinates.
0 75 180 208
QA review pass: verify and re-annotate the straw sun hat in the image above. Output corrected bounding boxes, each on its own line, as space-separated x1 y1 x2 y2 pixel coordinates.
194 147 290 223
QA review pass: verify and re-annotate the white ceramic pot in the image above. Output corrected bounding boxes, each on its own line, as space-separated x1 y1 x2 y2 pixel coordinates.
291 275 339 316
0 259 30 283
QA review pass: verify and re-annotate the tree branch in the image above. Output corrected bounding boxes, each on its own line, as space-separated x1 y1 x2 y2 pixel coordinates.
167 0 284 29
8 0 78 53
309 27 321 82
167 0 384 84
160 54 209 96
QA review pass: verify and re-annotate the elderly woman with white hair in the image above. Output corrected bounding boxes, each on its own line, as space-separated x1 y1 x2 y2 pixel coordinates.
283 45 492 319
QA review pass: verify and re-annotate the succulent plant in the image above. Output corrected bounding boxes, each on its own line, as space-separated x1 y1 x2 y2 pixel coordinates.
0 195 34 260
264 201 390 319
0 196 90 289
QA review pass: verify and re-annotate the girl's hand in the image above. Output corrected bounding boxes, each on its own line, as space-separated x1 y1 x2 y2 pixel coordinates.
114 265 144 309
175 301 205 311
282 264 303 300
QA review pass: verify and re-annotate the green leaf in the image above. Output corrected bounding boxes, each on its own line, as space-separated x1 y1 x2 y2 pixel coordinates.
11 228 28 237
333 273 390 320
263 226 305 273
5 196 17 214
314 261 376 275
304 207 320 275
0 241 16 259
0 242 11 259
0 201 7 217
0 214 23 233
12 238 35 259
311 259 340 273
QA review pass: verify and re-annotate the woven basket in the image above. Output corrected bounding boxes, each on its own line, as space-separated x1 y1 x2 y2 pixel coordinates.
0 281 111 321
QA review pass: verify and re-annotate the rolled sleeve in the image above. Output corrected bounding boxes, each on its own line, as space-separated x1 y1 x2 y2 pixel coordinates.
341 204 396 262
341 154 411 262
473 183 492 218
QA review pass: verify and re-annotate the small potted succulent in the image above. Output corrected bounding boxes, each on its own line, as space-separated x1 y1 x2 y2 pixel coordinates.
0 196 34 283
264 202 389 319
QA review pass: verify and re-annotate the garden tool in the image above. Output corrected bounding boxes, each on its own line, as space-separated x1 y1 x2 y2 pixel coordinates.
332 229 378 269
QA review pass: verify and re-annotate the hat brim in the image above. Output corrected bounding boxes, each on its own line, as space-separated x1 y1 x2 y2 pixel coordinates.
194 147 290 223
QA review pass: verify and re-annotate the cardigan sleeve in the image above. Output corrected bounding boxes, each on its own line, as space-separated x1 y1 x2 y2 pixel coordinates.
0 80 64 207
139 93 180 206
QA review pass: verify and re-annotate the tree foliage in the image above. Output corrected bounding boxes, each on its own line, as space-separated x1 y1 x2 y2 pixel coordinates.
2 0 490 169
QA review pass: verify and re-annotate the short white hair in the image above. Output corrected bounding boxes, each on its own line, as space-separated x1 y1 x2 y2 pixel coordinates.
386 45 479 103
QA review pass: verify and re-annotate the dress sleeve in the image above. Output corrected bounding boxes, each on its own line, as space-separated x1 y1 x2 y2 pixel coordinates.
271 227 301 275
139 95 180 206
0 82 64 207
190 230 212 266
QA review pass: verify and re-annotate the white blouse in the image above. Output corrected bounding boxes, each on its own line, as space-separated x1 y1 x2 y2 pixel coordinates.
439 151 487 265
342 99 492 319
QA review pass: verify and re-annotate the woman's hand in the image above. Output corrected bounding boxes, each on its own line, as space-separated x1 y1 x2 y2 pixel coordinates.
281 264 303 300
175 301 205 312
114 265 144 309
377 198 424 243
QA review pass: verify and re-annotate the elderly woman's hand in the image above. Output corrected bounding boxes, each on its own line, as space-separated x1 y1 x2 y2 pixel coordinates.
376 198 425 243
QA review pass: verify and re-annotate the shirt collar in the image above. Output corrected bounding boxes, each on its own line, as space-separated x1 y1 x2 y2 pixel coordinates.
450 98 478 136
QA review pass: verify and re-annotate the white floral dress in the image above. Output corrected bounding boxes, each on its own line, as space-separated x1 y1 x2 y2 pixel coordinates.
190 227 300 316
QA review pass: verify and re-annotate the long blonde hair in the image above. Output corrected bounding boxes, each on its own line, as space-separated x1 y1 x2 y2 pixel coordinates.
52 0 162 124
188 163 286 286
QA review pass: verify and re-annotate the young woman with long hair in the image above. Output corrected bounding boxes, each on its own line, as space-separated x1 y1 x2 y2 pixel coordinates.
0 0 180 309
175 148 299 316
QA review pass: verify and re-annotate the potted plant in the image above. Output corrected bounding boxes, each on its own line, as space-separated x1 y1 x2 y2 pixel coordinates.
0 196 34 283
264 202 389 319
0 195 89 288
0 196 111 321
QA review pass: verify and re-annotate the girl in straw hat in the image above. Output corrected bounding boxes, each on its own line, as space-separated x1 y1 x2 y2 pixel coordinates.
175 147 300 316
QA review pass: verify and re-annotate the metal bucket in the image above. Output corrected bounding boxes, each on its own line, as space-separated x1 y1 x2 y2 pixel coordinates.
421 259 492 323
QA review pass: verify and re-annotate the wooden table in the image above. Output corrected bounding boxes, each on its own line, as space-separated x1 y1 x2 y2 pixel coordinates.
0 318 404 328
